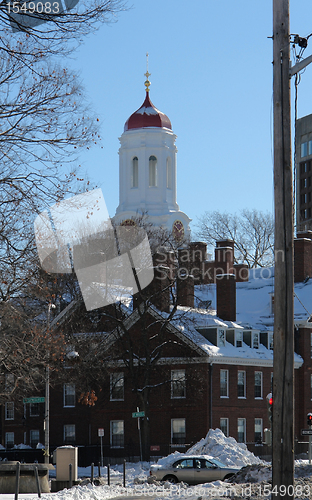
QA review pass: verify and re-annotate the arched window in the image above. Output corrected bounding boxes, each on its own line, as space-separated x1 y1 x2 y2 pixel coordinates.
166 157 172 189
149 155 157 187
131 157 138 188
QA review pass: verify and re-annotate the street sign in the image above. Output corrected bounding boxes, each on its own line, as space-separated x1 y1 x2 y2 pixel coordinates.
132 411 145 418
98 428 104 437
150 445 160 451
301 429 312 435
23 397 45 404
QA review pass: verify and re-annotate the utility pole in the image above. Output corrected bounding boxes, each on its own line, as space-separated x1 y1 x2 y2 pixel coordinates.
272 1 294 498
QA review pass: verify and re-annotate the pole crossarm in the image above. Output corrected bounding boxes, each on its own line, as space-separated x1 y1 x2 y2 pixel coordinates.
290 53 312 77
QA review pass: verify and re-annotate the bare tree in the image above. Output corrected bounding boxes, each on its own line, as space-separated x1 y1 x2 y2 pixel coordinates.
196 209 274 268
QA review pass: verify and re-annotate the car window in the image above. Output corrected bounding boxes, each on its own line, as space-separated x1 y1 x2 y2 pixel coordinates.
203 460 218 468
175 459 194 469
209 458 226 468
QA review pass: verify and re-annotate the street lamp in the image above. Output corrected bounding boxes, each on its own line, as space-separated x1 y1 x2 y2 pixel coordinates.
44 303 55 464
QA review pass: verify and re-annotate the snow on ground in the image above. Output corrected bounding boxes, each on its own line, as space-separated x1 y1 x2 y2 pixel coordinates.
4 430 312 500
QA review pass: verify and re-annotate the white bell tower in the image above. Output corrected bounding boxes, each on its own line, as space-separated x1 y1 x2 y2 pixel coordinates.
114 61 190 241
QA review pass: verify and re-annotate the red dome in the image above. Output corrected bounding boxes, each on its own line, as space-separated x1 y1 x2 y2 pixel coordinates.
124 92 172 132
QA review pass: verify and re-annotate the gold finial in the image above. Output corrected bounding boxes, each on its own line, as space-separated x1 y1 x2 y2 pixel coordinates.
144 52 151 92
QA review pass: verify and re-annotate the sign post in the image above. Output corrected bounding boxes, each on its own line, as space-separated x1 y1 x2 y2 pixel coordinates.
132 408 144 461
98 428 104 467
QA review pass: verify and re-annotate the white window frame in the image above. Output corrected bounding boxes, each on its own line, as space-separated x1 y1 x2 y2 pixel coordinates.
63 424 75 444
149 155 157 187
171 369 186 399
63 383 75 407
171 418 186 445
252 332 259 349
237 418 246 443
30 430 40 448
131 157 138 188
110 373 124 401
220 369 229 398
110 420 124 448
269 333 274 350
5 402 14 420
237 371 246 398
254 418 263 444
30 403 40 417
220 418 229 437
218 329 225 347
5 432 14 448
235 330 243 347
254 371 263 399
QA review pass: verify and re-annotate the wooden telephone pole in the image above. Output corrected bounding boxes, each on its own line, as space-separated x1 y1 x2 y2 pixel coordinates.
272 0 294 498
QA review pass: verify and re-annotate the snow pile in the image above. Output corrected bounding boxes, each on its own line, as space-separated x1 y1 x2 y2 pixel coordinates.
187 429 264 467
157 429 264 468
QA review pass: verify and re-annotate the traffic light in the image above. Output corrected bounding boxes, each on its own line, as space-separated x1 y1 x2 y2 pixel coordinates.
307 413 312 426
266 393 273 422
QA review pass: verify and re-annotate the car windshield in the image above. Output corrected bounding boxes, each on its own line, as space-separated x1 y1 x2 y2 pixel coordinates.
208 458 227 468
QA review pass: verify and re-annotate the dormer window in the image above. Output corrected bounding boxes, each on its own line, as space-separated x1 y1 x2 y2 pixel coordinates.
131 157 138 188
236 331 243 347
252 332 259 349
218 329 225 347
149 155 157 187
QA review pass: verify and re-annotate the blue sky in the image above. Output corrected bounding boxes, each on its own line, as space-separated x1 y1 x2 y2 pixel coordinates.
70 0 312 235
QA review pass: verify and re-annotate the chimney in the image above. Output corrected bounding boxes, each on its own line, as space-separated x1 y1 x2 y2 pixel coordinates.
177 273 194 308
214 240 234 280
234 263 249 282
294 237 312 283
216 273 236 321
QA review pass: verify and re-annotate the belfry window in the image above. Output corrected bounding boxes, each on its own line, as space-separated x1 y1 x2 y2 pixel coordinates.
131 157 138 188
149 155 157 187
166 157 172 188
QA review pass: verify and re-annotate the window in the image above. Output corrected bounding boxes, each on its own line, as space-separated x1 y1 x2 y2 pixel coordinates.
301 142 308 157
171 369 186 399
255 371 263 399
310 374 312 401
269 333 274 350
63 384 75 407
30 430 40 448
63 424 75 444
5 432 14 448
131 157 138 188
110 420 124 448
30 403 40 417
5 374 14 393
236 331 243 347
220 418 229 437
237 371 246 398
166 157 172 188
220 369 229 397
110 373 124 401
252 332 259 349
171 418 186 445
218 329 225 347
5 402 14 420
254 418 263 444
237 418 246 443
149 155 157 187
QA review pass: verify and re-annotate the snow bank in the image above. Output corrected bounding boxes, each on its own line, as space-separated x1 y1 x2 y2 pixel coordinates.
157 429 263 468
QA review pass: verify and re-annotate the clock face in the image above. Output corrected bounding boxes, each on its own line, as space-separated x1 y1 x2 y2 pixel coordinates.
172 220 185 242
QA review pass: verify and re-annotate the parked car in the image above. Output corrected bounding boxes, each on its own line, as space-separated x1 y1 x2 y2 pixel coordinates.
150 455 241 484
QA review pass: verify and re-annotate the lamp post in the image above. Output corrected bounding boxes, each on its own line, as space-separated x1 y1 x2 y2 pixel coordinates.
44 303 55 464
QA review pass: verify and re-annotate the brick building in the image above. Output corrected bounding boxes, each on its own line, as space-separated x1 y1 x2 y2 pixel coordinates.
3 235 312 464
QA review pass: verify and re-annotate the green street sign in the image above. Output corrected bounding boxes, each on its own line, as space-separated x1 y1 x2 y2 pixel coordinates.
132 411 145 418
23 397 45 404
